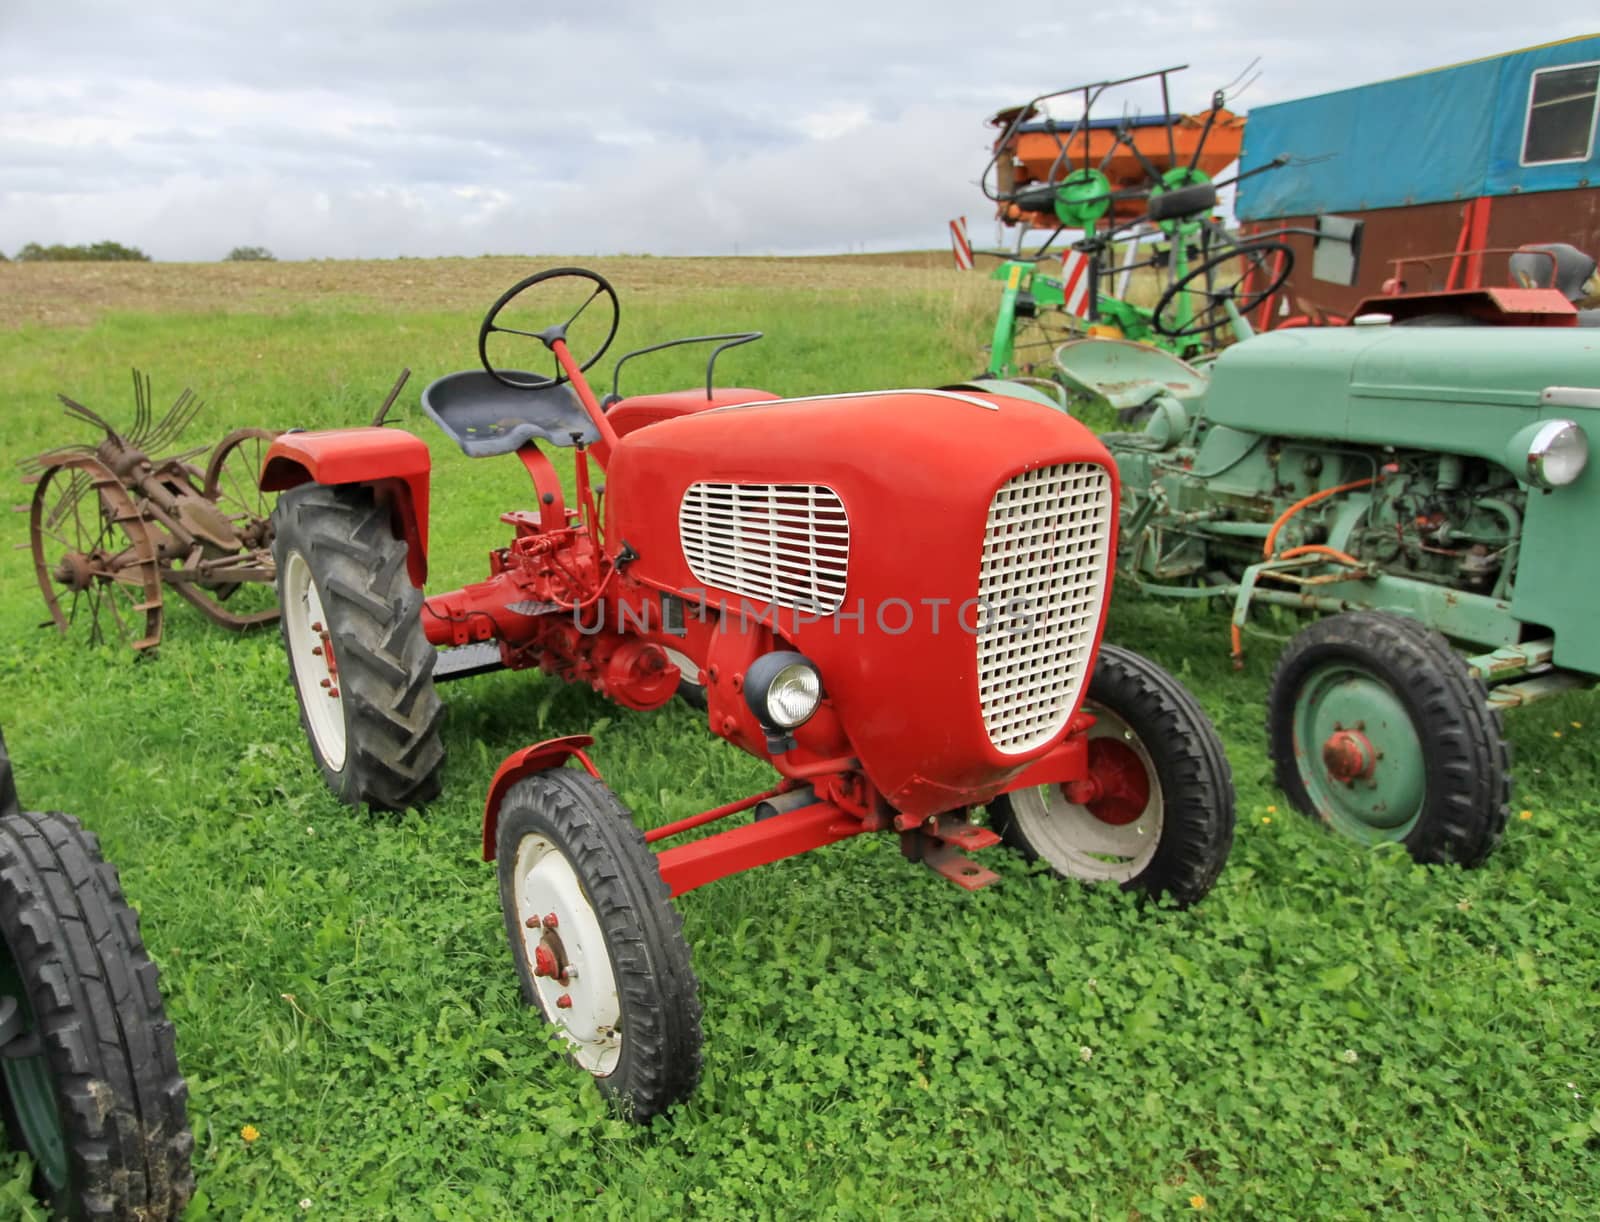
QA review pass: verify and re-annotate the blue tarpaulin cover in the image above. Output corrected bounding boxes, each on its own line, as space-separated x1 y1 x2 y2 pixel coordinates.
1236 35 1600 220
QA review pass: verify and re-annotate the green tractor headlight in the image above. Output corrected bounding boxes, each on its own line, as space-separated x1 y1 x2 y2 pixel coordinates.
1509 417 1589 489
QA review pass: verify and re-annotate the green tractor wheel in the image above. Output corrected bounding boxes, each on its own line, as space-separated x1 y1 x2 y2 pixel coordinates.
1266 611 1510 866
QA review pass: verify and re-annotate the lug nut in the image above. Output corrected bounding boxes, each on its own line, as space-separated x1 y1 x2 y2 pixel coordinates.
542 913 559 930
555 994 573 1009
524 915 539 929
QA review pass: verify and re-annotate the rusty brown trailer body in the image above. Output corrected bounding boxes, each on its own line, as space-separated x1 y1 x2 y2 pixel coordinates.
1233 36 1600 326
1242 192 1600 323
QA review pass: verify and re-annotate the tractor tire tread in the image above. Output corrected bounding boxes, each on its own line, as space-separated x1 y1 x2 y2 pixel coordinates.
271 484 444 810
1266 610 1509 866
992 644 1235 906
0 809 192 1220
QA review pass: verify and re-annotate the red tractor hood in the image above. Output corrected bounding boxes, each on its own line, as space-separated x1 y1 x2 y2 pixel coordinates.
605 387 1119 815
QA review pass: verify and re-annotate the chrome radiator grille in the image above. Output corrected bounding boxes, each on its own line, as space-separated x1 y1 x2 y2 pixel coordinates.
976 463 1114 754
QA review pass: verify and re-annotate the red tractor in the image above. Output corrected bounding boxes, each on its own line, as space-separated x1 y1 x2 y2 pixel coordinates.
259 268 1235 1118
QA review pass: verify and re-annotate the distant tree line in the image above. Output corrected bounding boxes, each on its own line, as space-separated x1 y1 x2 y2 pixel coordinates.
11 240 151 262
2 242 279 263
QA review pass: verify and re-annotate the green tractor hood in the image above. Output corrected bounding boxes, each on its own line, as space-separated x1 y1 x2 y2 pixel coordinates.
1202 325 1600 465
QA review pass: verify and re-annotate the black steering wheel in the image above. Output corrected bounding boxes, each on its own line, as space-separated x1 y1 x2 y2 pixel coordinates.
1152 239 1294 338
478 267 621 390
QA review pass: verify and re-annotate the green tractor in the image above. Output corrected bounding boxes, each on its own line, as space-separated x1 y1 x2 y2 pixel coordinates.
1075 310 1597 866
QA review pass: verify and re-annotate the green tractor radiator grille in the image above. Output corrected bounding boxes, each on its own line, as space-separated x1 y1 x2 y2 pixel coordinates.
978 463 1114 755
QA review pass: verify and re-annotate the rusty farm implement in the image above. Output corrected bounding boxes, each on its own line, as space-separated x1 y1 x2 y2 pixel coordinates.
21 371 280 651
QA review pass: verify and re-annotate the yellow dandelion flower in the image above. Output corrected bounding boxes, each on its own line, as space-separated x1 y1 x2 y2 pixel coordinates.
1553 731 1563 738
1520 810 1533 821
1262 816 1272 825
1571 722 1583 729
1190 1195 1207 1210
1266 805 1277 814
241 1124 260 1144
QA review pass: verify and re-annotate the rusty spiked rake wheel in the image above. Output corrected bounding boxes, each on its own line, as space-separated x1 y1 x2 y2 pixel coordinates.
168 427 282 630
20 371 281 651
28 457 164 650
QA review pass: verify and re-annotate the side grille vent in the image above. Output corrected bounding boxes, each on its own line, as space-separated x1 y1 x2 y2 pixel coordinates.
679 482 849 613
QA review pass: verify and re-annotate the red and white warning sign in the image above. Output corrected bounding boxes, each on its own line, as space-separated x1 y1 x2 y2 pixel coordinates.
1060 249 1092 317
949 217 973 270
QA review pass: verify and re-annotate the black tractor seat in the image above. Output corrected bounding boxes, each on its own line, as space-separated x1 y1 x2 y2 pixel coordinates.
420 369 601 458
1509 243 1598 302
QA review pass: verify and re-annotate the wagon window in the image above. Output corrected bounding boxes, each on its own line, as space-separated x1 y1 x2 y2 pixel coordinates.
1521 62 1599 165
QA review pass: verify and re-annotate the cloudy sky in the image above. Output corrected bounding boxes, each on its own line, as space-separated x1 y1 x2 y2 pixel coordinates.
1 2 1591 261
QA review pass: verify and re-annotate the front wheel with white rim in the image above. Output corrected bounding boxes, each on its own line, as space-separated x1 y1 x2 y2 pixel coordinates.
495 769 702 1122
271 483 444 810
989 644 1235 906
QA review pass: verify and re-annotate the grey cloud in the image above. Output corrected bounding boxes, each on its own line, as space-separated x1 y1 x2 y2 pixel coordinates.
0 0 1591 259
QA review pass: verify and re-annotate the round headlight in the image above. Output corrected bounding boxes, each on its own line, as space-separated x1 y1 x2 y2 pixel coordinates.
744 652 822 730
764 663 821 728
1527 419 1589 489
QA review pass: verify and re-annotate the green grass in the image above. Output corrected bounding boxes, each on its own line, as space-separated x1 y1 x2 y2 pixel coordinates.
0 259 1596 1219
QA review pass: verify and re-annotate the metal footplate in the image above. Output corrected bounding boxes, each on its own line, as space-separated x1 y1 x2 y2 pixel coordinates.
433 640 507 683
1465 639 1598 710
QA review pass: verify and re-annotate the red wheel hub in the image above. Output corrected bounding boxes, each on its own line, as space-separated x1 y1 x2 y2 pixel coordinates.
533 944 560 978
1065 737 1150 826
1322 729 1376 783
528 918 571 985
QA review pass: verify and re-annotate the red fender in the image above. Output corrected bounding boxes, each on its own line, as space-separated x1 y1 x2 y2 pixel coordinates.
994 716 1091 794
481 735 602 861
259 427 432 587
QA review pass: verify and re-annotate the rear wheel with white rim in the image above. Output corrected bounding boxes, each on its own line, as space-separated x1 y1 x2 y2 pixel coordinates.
495 769 701 1121
990 644 1235 906
271 483 444 810
281 550 346 772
